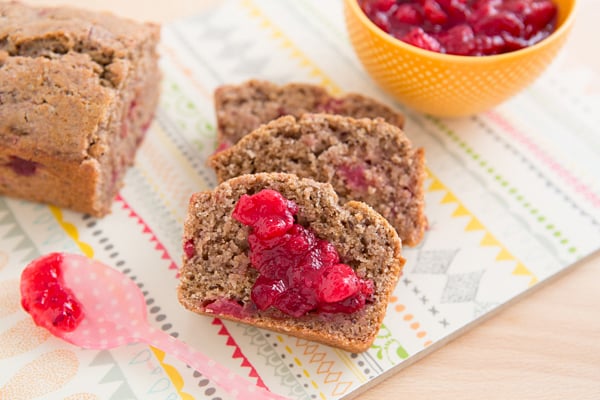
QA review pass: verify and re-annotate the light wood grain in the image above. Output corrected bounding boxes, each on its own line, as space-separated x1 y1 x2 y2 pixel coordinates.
25 0 600 398
352 254 600 400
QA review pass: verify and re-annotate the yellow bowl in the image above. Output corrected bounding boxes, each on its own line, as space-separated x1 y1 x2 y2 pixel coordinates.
344 0 577 116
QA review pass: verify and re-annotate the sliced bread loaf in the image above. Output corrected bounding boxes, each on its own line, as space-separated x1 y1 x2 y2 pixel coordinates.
214 79 405 150
178 172 404 352
209 114 427 246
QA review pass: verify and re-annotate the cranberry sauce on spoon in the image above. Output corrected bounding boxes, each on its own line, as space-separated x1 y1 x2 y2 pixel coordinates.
20 253 84 334
19 253 288 400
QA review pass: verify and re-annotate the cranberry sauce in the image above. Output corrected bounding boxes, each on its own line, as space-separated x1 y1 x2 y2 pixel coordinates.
232 189 374 317
359 0 558 56
20 252 84 332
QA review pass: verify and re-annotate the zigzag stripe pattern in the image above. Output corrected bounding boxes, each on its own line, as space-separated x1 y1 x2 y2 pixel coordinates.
242 326 311 398
212 318 267 389
427 116 579 255
427 170 538 285
292 339 353 397
115 194 178 273
122 167 183 253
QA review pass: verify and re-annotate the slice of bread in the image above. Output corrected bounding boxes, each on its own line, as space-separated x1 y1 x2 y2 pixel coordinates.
178 172 404 352
214 79 405 150
209 114 427 247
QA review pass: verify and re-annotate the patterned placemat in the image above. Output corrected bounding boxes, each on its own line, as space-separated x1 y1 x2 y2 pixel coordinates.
1 1 599 399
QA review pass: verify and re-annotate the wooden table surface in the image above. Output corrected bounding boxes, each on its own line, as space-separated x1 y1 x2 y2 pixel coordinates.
28 0 600 398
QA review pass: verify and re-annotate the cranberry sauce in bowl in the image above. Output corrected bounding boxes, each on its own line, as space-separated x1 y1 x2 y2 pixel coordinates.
359 0 558 55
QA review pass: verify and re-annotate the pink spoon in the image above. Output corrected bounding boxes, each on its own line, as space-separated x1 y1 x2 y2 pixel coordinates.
20 252 288 400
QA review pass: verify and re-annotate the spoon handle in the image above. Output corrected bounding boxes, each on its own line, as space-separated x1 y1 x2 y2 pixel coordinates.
137 324 289 400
